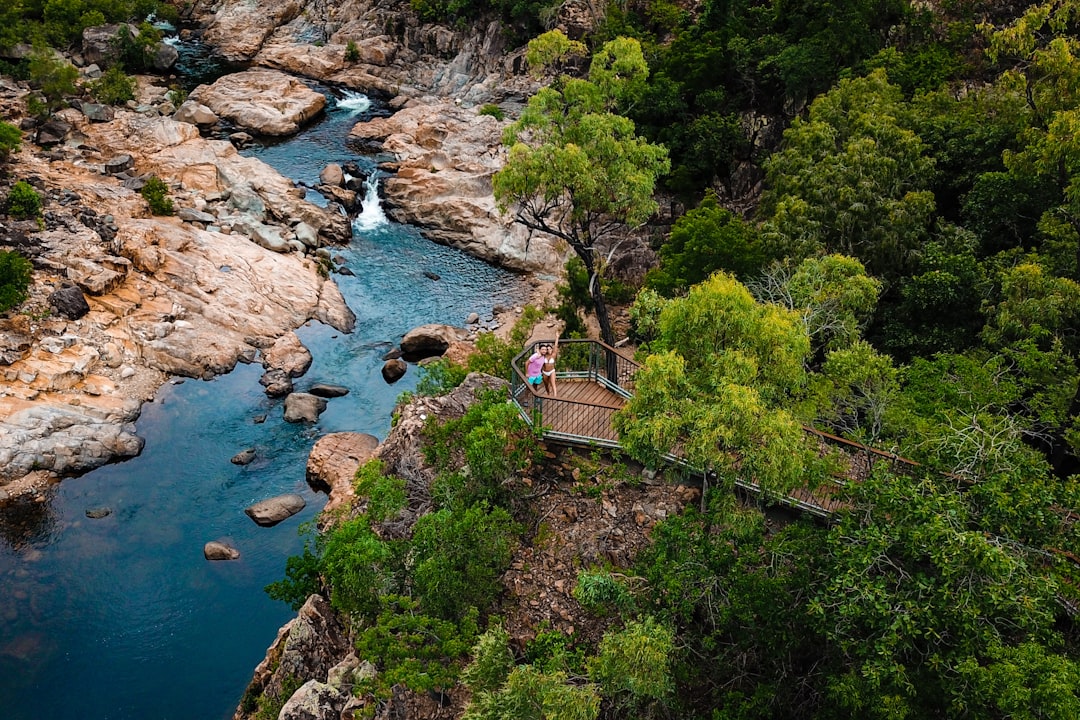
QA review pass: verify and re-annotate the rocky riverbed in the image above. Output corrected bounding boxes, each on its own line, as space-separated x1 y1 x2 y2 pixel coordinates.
0 74 355 500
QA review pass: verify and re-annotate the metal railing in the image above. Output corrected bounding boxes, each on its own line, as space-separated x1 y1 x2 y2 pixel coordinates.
510 339 639 447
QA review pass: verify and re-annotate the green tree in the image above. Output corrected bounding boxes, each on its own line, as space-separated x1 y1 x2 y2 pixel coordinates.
411 503 519 621
464 664 600 720
26 43 79 116
811 468 1062 719
750 254 881 355
589 617 675 705
140 175 174 216
615 272 815 498
646 191 765 296
761 69 936 278
493 32 670 346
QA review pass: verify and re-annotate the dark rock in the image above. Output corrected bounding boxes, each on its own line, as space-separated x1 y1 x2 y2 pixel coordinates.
245 493 306 527
283 392 328 423
231 448 257 465
48 285 90 320
253 414 267 424
151 41 179 72
260 368 293 397
229 131 254 147
335 266 354 276
85 507 111 519
104 155 134 174
423 271 440 281
381 358 407 383
381 348 402 361
36 120 71 146
122 176 147 191
204 540 240 561
81 102 115 123
308 383 349 398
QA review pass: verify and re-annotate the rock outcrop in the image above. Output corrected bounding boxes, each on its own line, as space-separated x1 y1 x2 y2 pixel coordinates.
283 392 328 423
0 89 355 496
186 69 327 136
350 101 565 273
306 432 379 517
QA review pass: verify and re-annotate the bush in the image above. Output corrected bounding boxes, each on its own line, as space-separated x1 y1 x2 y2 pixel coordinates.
26 44 79 116
113 21 162 72
345 40 360 62
5 181 42 219
90 65 135 105
0 122 21 162
0 250 33 313
478 103 505 121
140 175 174 215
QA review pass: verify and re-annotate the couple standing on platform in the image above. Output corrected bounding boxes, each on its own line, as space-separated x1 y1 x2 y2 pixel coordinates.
525 334 559 397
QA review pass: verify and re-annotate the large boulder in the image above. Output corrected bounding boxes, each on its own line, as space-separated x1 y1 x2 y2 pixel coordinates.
306 432 379 517
264 332 312 378
173 101 220 127
381 358 406 383
244 493 306 526
188 69 327 136
278 681 346 720
283 393 327 423
48 285 90 320
399 323 465 361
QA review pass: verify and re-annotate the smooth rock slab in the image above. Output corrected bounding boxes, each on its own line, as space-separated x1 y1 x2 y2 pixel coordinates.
245 493 306 527
204 540 241 560
283 392 327 423
188 69 326 136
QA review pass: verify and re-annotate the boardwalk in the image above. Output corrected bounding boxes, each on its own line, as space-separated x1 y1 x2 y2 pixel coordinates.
510 339 920 517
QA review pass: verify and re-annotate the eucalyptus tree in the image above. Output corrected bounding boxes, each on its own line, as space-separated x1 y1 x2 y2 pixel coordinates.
493 31 670 347
761 69 936 279
614 272 815 499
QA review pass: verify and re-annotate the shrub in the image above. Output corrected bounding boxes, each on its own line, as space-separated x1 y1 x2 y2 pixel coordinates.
6 181 42 219
478 103 505 121
140 175 174 216
26 44 79 116
113 21 162 72
0 250 33 313
344 40 360 62
0 121 21 162
90 65 136 105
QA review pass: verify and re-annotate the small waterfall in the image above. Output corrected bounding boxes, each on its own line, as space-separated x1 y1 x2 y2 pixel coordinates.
336 90 372 114
353 173 388 231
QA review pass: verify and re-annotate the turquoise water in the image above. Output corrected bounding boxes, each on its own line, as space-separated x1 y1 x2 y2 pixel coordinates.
0 90 526 719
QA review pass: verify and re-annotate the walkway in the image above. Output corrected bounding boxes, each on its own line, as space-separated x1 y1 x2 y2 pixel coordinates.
510 339 920 517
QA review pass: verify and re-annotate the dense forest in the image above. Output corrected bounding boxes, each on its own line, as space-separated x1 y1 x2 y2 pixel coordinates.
5 0 1080 717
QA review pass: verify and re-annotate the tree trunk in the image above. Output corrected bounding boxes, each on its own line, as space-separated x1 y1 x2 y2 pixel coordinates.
590 272 616 348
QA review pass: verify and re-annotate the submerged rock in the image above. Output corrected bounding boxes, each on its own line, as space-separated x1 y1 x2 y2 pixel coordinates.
204 540 241 560
244 493 306 526
231 448 257 465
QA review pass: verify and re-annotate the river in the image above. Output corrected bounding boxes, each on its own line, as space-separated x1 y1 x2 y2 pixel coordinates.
0 77 527 719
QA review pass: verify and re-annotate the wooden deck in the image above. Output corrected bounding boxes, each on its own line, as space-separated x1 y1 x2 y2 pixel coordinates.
519 379 627 445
